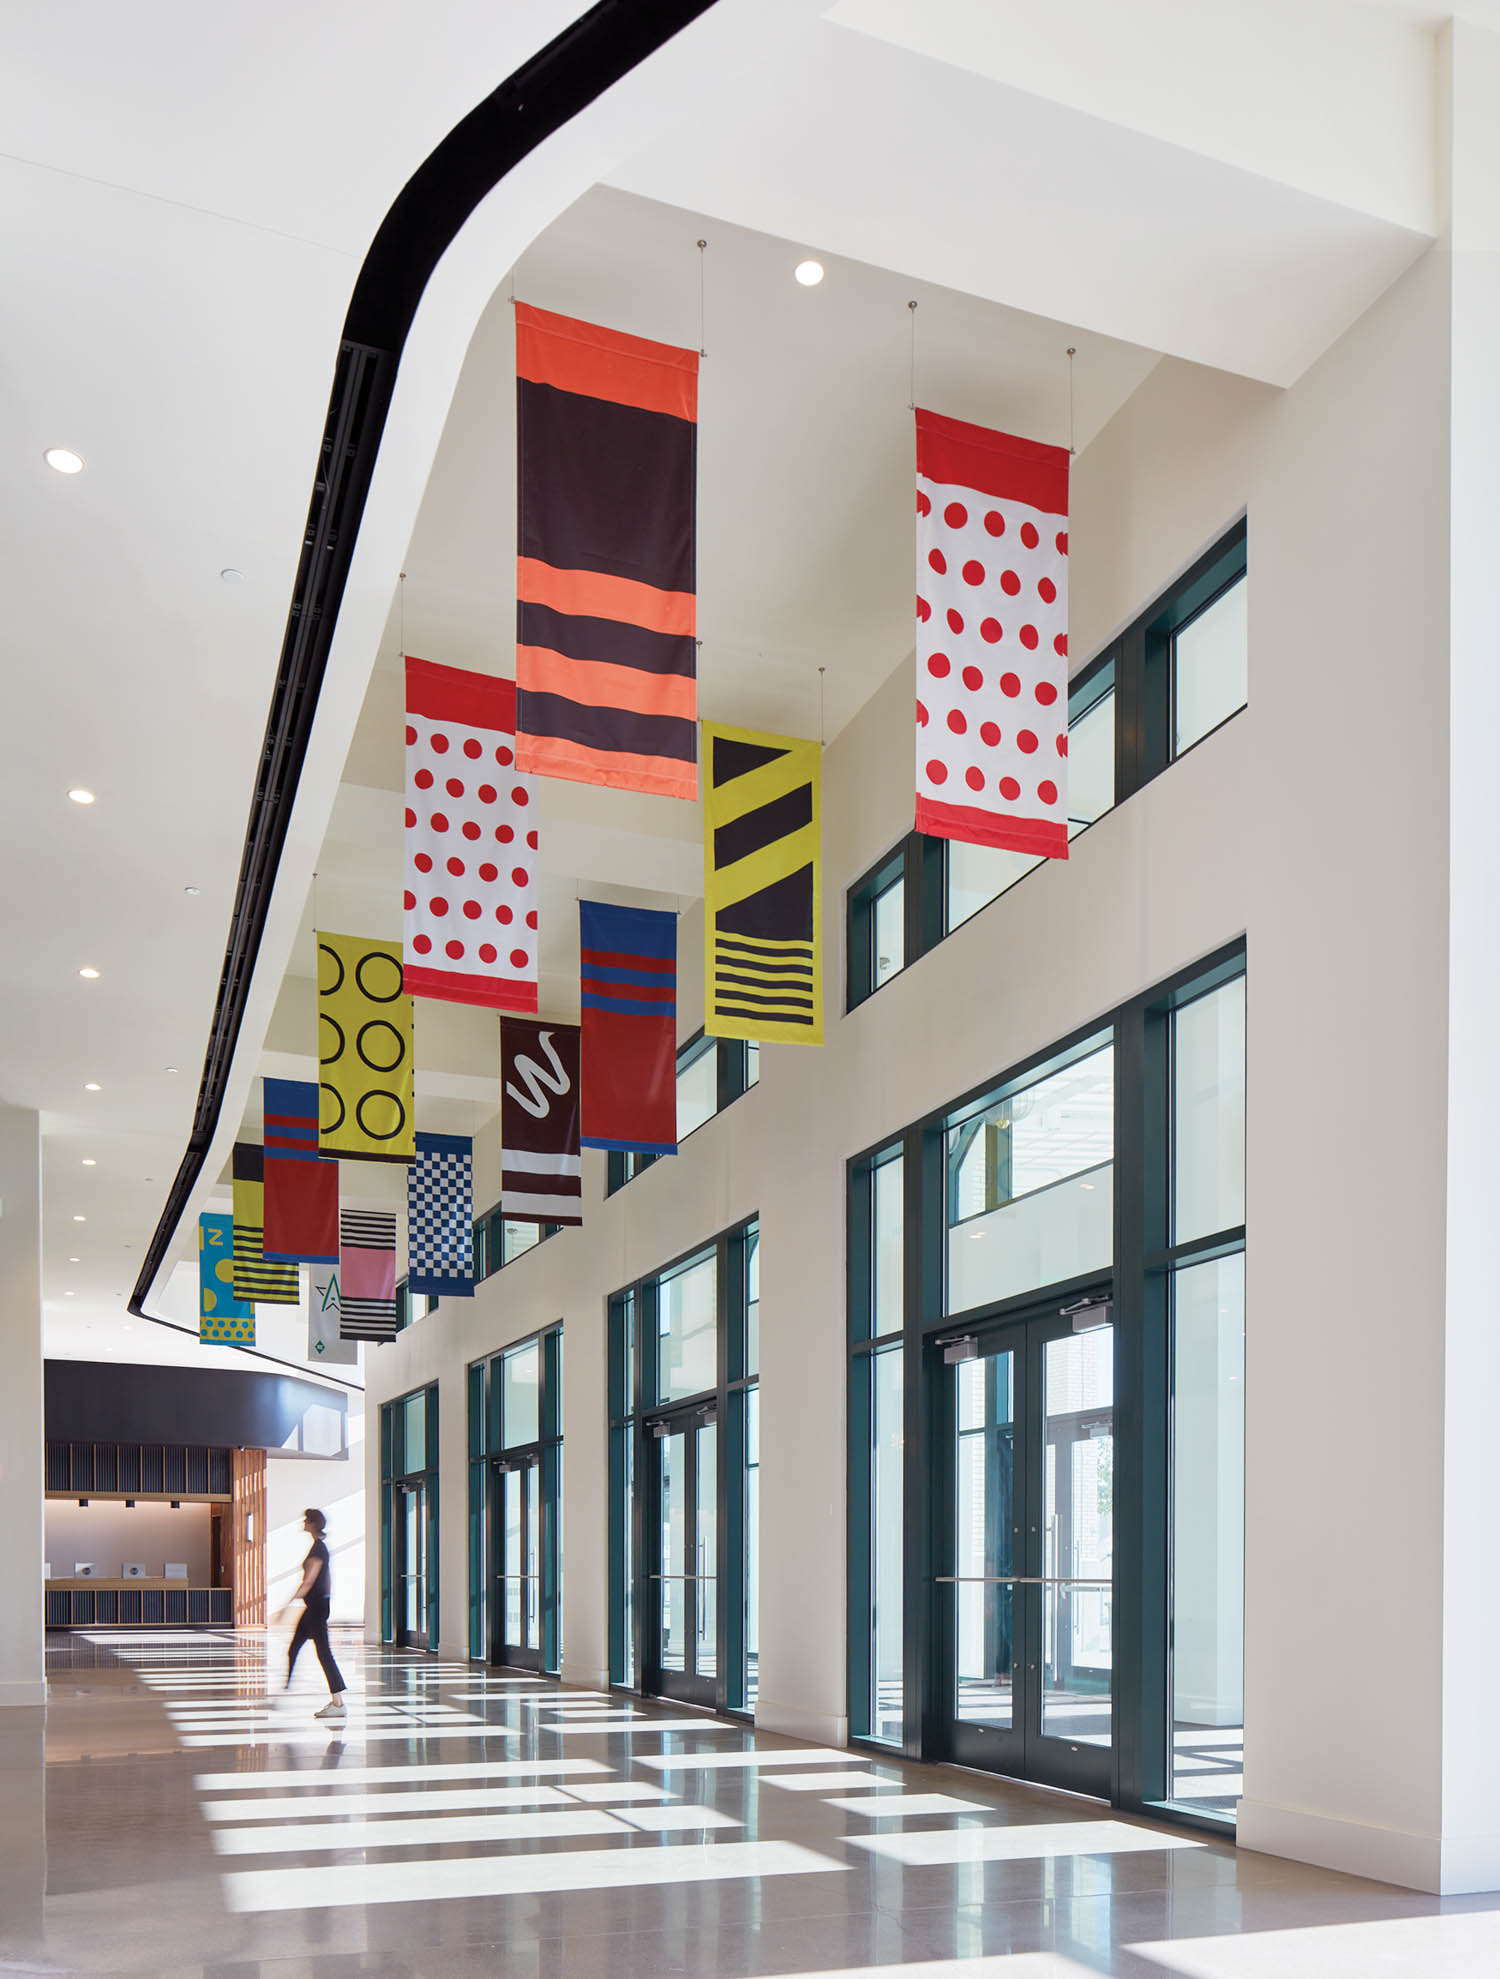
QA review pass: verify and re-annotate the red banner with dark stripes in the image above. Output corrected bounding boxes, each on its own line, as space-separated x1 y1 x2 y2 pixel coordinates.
515 304 699 800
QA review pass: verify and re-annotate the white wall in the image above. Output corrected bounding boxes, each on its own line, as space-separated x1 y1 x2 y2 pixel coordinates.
364 230 1485 1883
268 1391 365 1624
43 1501 212 1584
0 1106 43 1708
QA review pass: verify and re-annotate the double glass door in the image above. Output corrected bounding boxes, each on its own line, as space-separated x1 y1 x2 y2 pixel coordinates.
938 1307 1115 1796
493 1452 542 1669
396 1481 429 1650
649 1410 717 1707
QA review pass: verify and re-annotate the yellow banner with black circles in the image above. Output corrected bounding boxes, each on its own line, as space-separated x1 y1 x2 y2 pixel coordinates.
317 931 415 1162
702 723 822 1047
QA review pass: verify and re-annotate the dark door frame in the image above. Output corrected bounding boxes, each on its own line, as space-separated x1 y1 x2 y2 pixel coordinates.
490 1446 545 1671
927 1298 1116 1800
394 1477 431 1652
643 1399 719 1709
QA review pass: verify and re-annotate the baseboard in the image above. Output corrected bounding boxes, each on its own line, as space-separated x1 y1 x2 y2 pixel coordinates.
561 1662 610 1691
0 1681 47 1710
752 1696 849 1748
1238 1795 1443 1893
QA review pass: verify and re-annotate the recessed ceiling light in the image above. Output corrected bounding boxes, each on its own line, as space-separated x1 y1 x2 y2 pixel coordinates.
794 259 825 286
68 788 96 806
68 1256 79 1263
72 1214 85 1222
64 1290 74 1297
78 967 100 980
44 447 85 475
183 886 200 896
84 1082 101 1092
220 568 245 583
81 1158 96 1167
165 1066 179 1075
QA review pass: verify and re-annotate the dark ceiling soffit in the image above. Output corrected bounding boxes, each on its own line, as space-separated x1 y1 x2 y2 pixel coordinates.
131 0 720 1325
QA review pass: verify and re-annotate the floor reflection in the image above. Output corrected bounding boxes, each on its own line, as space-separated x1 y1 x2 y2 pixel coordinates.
5 1629 1495 1979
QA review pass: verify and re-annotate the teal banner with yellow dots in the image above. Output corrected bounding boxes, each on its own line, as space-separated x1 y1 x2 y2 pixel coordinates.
199 1211 254 1344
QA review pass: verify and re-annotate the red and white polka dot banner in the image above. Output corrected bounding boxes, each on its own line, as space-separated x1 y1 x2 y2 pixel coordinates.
915 409 1070 860
403 656 539 1012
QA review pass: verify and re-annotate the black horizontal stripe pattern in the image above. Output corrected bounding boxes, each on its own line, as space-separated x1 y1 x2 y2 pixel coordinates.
716 979 814 1006
518 601 695 679
718 1005 815 1026
713 984 815 1009
713 783 813 872
517 688 698 764
715 935 814 960
518 379 695 594
714 950 813 980
716 864 814 943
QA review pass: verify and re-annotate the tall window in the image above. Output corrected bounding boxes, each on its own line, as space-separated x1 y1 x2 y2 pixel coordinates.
849 1142 905 1745
468 1326 563 1671
1166 972 1245 1817
381 1383 438 1651
608 1216 760 1712
944 1038 1114 1314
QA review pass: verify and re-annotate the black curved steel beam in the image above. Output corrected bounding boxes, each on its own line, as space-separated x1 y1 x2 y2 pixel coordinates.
132 0 719 1324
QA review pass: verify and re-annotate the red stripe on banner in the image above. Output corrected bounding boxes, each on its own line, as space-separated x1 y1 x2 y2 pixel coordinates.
915 794 1070 859
405 964 539 1012
515 729 698 800
581 1004 677 1152
516 558 694 638
916 408 1069 517
515 643 697 722
581 977 675 1003
580 949 676 974
516 302 698 422
406 655 516 733
263 1155 339 1263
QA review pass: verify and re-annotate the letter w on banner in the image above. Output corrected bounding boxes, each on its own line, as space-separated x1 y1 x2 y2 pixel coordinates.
514 304 699 800
405 657 539 1012
501 1019 583 1225
915 409 1070 857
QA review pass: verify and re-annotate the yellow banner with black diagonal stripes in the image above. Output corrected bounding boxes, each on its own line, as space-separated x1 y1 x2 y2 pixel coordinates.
703 723 822 1046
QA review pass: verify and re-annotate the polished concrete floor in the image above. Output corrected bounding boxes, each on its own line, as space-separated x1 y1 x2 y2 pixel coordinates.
3 1631 1499 1978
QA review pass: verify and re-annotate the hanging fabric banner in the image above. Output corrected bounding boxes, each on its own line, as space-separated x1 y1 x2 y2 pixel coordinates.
514 303 699 800
703 723 822 1045
915 408 1070 857
262 1076 339 1264
338 1211 397 1342
231 1144 300 1305
404 657 540 1013
408 1131 476 1299
579 900 677 1154
308 1262 357 1364
199 1212 254 1344
317 931 415 1163
501 1019 583 1225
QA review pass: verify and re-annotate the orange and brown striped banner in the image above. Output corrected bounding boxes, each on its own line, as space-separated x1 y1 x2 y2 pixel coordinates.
514 303 699 800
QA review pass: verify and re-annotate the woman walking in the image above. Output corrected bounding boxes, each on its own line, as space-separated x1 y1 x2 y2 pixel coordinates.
277 1508 348 1717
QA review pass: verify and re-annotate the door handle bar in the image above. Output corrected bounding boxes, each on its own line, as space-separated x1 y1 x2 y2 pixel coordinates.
934 1575 1110 1585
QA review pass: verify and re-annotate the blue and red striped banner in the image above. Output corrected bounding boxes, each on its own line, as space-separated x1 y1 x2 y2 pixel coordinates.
579 901 677 1154
263 1076 339 1264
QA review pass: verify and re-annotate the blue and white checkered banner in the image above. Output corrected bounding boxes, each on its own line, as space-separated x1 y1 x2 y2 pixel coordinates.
408 1131 475 1299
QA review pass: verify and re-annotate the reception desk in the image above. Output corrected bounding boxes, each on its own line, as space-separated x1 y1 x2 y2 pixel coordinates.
45 1578 232 1628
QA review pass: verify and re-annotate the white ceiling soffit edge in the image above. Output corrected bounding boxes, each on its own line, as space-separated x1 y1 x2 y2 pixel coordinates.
608 12 1435 387
150 0 821 1303
825 0 1440 237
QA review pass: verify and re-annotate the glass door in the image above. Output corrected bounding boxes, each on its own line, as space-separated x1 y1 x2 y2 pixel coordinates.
937 1307 1114 1797
396 1480 429 1650
492 1452 542 1669
647 1407 717 1707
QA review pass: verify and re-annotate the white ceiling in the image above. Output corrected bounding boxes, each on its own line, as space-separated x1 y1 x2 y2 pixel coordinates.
3 0 1460 1356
